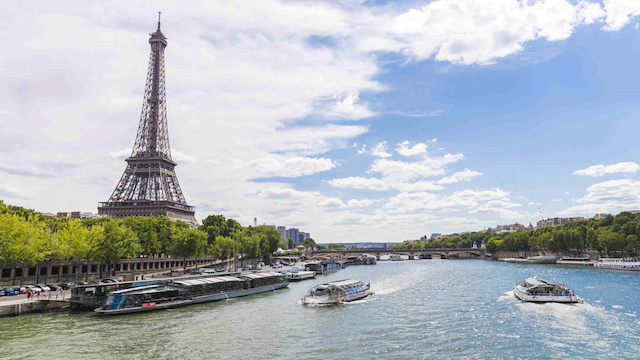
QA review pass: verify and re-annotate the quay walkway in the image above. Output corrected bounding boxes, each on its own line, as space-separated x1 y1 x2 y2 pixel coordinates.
0 291 70 317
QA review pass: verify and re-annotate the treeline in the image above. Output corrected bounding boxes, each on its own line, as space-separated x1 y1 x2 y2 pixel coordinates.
0 200 284 268
486 212 640 257
390 211 640 257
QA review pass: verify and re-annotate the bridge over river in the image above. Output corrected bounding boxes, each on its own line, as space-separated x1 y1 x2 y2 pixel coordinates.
311 248 486 260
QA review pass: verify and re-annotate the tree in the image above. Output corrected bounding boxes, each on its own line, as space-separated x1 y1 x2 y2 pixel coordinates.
625 235 639 257
586 228 598 250
211 236 237 269
485 239 498 254
277 241 288 250
0 213 49 266
287 238 295 249
303 238 317 249
597 229 625 256
171 227 208 267
122 217 162 256
52 219 103 281
91 219 140 277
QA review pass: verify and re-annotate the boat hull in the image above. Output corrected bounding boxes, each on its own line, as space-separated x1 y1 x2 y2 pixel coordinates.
513 288 581 304
95 283 289 315
302 289 373 305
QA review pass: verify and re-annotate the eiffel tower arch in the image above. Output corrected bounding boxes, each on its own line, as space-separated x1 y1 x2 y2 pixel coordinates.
99 14 197 226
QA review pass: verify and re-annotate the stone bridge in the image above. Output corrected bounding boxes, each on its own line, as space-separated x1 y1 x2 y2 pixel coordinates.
311 248 486 260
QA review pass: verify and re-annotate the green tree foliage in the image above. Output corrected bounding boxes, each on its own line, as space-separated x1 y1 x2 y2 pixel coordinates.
277 241 288 250
199 215 242 247
52 219 103 261
170 227 208 264
91 219 141 267
625 235 639 257
586 228 598 251
0 213 49 265
287 238 295 249
211 236 236 261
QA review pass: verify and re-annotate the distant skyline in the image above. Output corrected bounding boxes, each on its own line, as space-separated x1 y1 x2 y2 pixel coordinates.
1 1 640 243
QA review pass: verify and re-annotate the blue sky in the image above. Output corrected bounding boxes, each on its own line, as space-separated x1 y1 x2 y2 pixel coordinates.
1 0 640 242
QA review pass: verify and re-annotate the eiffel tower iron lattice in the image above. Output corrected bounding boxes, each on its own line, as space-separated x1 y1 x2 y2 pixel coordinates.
98 14 197 226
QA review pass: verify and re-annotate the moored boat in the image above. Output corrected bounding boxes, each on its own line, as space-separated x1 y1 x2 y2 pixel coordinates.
95 272 288 315
302 279 373 305
593 258 640 271
419 254 432 260
513 277 582 304
286 271 317 281
390 254 403 261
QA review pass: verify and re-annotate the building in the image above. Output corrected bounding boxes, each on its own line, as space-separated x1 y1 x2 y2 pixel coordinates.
266 225 276 229
277 226 286 241
97 16 197 227
537 217 586 229
430 233 443 239
298 233 305 243
593 213 610 220
288 228 300 243
491 223 533 234
56 212 103 220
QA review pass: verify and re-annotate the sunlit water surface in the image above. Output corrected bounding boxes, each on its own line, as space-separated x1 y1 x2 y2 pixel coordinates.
1 260 639 359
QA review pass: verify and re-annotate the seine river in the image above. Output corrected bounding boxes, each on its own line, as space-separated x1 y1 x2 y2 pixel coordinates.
1 260 639 359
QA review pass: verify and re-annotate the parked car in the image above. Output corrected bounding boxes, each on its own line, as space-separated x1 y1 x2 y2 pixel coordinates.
3 288 19 296
46 284 59 291
15 286 27 294
0 288 5 296
24 285 41 293
35 284 51 292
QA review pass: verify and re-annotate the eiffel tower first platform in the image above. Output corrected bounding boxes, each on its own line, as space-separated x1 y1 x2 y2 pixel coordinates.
98 14 197 226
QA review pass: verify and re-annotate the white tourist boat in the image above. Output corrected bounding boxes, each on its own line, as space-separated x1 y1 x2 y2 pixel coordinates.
302 279 373 305
390 254 404 261
285 271 317 281
514 277 582 304
593 258 640 271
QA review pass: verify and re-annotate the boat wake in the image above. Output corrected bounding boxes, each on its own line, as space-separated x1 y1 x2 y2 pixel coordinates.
498 290 515 301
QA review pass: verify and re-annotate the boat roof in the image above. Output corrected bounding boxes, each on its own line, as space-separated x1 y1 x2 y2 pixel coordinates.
524 277 566 288
174 277 244 287
108 285 166 295
328 279 364 288
241 272 283 279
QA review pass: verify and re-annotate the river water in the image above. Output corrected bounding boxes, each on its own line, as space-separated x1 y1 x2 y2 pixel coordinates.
1 260 639 359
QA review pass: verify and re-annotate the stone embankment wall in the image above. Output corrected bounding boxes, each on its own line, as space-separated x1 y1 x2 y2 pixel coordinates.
494 250 599 259
0 300 68 317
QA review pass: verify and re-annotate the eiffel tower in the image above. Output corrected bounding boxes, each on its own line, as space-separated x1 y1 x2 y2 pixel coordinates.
98 14 197 226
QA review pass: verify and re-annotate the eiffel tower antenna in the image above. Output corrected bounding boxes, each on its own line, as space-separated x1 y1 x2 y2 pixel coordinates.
99 14 197 226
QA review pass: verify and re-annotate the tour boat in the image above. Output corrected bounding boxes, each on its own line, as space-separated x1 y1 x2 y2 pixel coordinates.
390 254 404 261
418 254 432 260
302 279 373 305
513 277 582 304
285 271 316 281
95 272 288 315
593 258 640 271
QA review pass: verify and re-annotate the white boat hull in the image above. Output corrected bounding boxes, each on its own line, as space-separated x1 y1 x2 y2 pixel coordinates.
303 289 373 305
513 287 581 304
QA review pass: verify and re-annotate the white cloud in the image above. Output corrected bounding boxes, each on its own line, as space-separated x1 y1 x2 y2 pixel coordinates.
257 187 321 201
559 179 640 215
370 141 392 158
573 161 640 177
356 141 395 158
528 202 542 206
0 184 29 200
318 197 376 209
396 141 428 156
245 157 337 178
469 199 524 219
438 148 445 151
603 0 640 31
369 154 463 180
108 148 132 160
328 177 443 192
322 91 376 120
172 150 198 163
384 188 510 214
436 169 482 184
391 0 607 65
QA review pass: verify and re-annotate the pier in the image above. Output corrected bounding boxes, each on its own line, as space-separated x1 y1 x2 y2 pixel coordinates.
0 295 70 317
